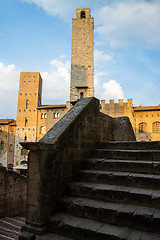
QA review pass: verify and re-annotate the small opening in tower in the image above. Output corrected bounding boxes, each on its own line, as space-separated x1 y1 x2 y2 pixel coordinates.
24 135 27 141
25 117 28 126
26 100 29 109
81 11 86 18
80 92 84 99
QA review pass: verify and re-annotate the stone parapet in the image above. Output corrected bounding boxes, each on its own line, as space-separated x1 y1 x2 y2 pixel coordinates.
0 166 27 217
19 97 136 237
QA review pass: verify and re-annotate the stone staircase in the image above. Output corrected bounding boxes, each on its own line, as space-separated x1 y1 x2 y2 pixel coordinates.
48 141 160 240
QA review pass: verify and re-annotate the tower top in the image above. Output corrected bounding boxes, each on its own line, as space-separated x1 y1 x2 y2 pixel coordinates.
76 8 91 19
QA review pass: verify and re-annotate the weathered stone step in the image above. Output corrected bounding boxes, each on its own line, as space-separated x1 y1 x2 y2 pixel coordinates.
84 158 160 174
58 196 160 234
98 141 160 150
92 149 160 161
36 233 75 240
77 170 160 190
67 182 160 208
48 213 160 240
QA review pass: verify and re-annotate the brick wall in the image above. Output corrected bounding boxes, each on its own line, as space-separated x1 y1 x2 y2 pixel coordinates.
0 166 27 217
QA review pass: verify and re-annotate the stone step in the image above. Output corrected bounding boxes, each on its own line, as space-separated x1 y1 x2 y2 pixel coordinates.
67 182 160 208
48 213 160 240
84 158 160 174
36 233 75 240
98 141 160 150
77 170 160 190
92 149 160 161
58 196 160 234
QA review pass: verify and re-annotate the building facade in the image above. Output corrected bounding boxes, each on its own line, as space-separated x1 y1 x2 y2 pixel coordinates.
0 119 16 168
0 8 160 170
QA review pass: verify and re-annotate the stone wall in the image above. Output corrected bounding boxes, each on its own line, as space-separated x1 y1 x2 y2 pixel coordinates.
113 117 136 141
0 166 27 217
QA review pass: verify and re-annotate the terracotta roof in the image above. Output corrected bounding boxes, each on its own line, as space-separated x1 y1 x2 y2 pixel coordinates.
133 105 160 112
37 105 66 110
0 119 15 125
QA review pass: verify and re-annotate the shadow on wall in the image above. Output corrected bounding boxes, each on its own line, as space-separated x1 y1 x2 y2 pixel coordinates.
0 166 27 217
70 64 88 100
0 129 15 168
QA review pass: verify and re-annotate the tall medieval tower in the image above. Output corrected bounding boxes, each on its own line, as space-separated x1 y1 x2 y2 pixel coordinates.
70 8 94 102
14 72 42 165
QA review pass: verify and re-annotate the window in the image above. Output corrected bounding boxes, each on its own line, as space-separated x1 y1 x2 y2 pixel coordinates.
8 163 13 170
80 92 84 99
44 113 47 119
41 113 44 119
25 117 28 126
54 111 60 119
40 126 46 134
26 100 29 109
20 160 28 166
81 11 86 18
0 141 4 150
153 122 160 133
0 126 3 132
21 148 28 155
139 122 147 133
24 135 27 141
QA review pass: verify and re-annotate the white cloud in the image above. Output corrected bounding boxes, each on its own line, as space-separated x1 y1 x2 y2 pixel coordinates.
95 49 112 63
21 0 98 19
103 80 124 100
95 0 160 48
0 62 19 118
41 57 70 104
0 58 70 118
95 71 124 101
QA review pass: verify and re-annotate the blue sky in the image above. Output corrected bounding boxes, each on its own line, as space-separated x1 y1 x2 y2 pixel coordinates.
0 0 160 119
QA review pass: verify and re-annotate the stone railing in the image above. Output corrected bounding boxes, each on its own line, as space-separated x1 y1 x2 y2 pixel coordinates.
20 97 135 237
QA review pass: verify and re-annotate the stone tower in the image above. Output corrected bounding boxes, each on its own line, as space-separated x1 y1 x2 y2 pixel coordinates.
14 72 42 166
70 8 94 102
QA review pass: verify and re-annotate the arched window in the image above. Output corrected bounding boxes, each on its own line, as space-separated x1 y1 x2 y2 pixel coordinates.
21 148 28 155
80 92 84 99
153 122 160 133
25 117 28 126
8 163 13 170
81 11 86 18
0 126 3 132
41 113 44 119
139 122 147 133
20 160 28 166
26 100 29 109
0 141 4 150
54 111 60 119
40 126 46 134
44 113 47 119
